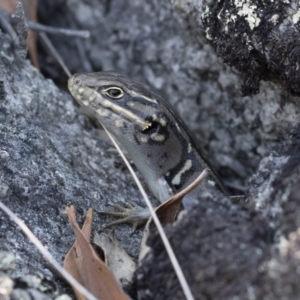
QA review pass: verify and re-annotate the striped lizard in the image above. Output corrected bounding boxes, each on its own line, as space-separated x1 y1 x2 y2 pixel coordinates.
68 71 230 226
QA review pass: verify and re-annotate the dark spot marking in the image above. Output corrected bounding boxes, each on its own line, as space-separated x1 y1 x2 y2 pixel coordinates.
173 183 181 189
0 81 5 99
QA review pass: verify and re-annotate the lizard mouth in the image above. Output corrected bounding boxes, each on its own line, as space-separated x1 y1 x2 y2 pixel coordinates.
68 75 152 131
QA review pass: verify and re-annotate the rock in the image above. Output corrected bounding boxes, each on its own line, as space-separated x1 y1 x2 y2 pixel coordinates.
136 123 300 299
38 0 300 190
1 1 300 299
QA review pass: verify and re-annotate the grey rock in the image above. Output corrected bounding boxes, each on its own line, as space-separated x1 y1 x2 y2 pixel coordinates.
54 295 72 300
136 124 300 299
0 0 300 299
0 252 15 272
0 274 13 299
10 288 51 300
37 0 300 191
0 10 143 297
0 253 57 300
0 51 142 273
175 0 300 96
136 191 269 299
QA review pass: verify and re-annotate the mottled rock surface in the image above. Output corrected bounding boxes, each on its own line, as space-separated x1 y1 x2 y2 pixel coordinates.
0 14 143 296
38 0 300 192
174 0 300 96
136 124 300 299
0 0 300 299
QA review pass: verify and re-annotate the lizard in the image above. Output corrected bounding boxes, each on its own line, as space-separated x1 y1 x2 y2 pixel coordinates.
68 71 230 226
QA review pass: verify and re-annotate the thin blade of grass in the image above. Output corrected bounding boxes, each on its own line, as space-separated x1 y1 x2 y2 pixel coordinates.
103 126 196 300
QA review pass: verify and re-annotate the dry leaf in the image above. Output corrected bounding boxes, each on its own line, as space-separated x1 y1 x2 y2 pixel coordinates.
0 0 16 12
139 169 208 260
64 206 130 300
25 0 39 68
94 231 136 286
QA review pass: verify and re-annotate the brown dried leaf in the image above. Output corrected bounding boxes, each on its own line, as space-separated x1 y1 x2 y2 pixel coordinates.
64 206 130 300
0 0 16 12
25 0 39 68
139 169 208 260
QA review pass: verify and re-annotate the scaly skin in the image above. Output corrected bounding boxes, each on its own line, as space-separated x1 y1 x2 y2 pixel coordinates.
68 71 229 225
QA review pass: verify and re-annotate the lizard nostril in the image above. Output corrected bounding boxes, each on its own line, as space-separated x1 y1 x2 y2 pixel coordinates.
73 77 81 86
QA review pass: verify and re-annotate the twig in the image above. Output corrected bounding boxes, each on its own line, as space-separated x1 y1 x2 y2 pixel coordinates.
0 201 97 300
39 32 72 77
11 2 28 63
0 8 19 45
28 21 90 38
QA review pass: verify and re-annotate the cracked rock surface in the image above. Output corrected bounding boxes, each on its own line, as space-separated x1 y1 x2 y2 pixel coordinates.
175 0 300 96
0 0 300 299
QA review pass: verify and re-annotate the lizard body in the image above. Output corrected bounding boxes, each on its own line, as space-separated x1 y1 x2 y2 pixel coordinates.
68 71 229 213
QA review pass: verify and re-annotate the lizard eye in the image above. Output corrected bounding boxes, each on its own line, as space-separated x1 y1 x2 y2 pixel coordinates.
103 87 124 99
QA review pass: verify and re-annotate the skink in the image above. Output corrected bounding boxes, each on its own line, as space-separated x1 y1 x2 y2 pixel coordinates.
68 72 229 223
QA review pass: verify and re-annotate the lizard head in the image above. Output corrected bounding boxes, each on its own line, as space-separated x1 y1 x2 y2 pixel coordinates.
68 71 172 145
